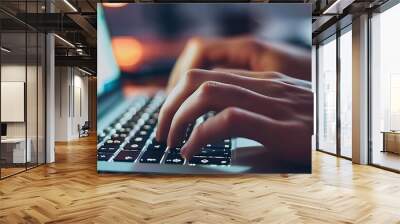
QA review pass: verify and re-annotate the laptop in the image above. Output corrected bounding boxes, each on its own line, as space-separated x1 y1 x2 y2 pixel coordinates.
97 4 311 174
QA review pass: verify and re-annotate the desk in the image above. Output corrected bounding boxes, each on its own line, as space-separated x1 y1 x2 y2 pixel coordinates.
382 131 400 154
1 138 31 163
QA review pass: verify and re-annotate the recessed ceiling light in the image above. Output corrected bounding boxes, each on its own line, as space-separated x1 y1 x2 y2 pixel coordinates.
54 34 75 48
322 0 353 15
78 67 92 76
1 47 11 53
63 0 78 12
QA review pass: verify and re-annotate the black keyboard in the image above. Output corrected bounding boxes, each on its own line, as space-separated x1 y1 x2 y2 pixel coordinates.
97 94 232 166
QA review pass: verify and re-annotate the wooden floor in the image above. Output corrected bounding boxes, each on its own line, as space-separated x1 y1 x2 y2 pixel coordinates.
372 150 400 171
1 167 26 178
1 135 400 224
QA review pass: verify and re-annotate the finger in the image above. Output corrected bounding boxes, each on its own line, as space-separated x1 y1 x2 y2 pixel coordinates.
181 107 311 166
213 68 312 89
156 69 295 143
167 81 287 148
179 107 272 159
166 38 204 92
166 36 266 91
212 68 282 79
157 80 188 142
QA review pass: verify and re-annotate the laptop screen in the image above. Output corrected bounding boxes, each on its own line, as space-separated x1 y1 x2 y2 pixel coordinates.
97 5 120 97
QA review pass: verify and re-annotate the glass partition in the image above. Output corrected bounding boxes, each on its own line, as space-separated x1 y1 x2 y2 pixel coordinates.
1 30 28 178
370 3 400 171
317 36 337 154
0 1 46 179
339 28 352 158
27 30 38 169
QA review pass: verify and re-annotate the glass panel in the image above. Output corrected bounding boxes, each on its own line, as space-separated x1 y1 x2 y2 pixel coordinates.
1 26 28 177
26 0 39 169
318 37 337 154
371 4 400 171
0 0 46 178
27 30 38 169
339 29 352 158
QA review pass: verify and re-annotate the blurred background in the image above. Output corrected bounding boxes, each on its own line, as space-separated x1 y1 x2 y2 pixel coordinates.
99 3 311 94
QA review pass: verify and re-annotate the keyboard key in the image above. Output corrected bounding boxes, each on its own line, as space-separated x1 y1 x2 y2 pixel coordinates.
189 156 231 166
150 139 166 148
130 136 146 145
97 152 114 161
139 143 166 163
152 112 159 119
139 151 164 163
111 133 127 141
168 147 181 154
136 129 151 138
141 124 153 131
204 139 231 150
165 153 184 165
98 132 106 143
98 146 118 153
114 150 140 162
116 128 132 135
124 143 144 151
123 119 140 128
194 148 231 157
145 118 157 126
103 139 123 148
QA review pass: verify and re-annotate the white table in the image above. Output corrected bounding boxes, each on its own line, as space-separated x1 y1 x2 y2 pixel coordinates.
1 138 31 163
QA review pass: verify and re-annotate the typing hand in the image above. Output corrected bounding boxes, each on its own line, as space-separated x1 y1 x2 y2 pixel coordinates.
157 69 313 166
166 36 311 92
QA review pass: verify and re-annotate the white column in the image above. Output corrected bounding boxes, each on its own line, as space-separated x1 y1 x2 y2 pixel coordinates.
352 14 369 164
46 33 55 163
45 0 55 163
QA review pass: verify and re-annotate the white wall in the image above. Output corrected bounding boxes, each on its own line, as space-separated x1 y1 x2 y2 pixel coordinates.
54 67 69 141
54 67 89 141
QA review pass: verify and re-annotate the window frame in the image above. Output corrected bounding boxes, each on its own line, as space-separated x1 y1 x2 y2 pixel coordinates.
315 23 353 160
367 0 400 173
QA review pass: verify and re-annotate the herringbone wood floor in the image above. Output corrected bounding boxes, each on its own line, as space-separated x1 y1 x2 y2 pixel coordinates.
1 135 400 224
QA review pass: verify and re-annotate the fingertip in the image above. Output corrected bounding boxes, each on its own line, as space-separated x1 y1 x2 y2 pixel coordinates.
180 145 191 160
167 135 175 149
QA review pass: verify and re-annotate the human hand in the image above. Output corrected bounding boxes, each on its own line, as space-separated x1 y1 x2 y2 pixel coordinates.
157 69 313 166
166 36 311 92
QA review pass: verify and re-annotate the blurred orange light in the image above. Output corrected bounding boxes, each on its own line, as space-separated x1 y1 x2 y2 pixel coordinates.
102 3 128 8
112 37 143 72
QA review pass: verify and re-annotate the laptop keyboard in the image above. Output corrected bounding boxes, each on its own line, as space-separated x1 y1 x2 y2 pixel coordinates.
97 94 232 167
